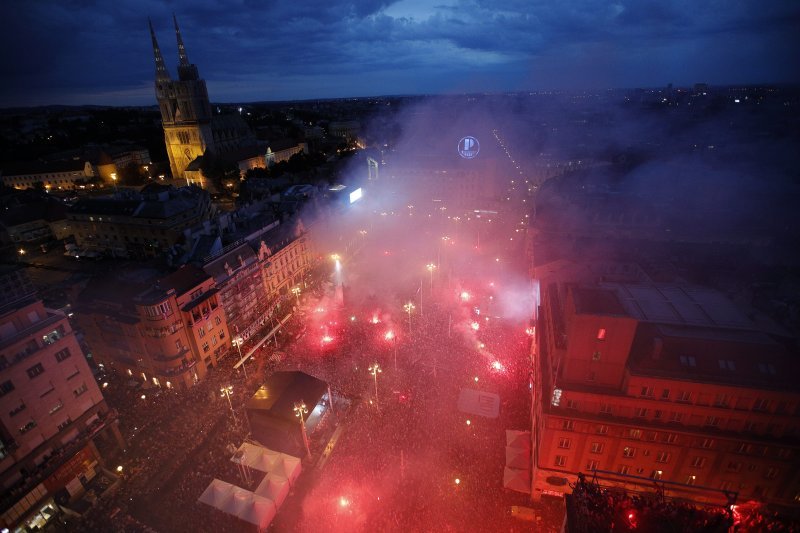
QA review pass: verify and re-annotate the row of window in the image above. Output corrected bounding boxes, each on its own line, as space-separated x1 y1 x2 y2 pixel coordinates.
559 420 793 459
556 455 781 481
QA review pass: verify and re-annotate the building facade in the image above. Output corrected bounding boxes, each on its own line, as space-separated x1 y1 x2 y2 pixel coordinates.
0 267 122 531
75 266 229 390
66 184 213 259
1 160 96 191
532 281 800 506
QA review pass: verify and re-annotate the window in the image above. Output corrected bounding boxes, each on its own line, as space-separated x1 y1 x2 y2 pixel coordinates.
202 342 209 353
596 328 606 340
618 465 630 475
627 429 641 439
680 355 696 367
0 380 14 397
27 363 45 379
622 447 636 458
640 386 654 398
19 420 37 435
665 433 678 444
650 470 663 480
714 394 730 407
765 467 778 480
73 383 88 397
670 412 683 423
727 461 742 472
597 425 609 435
677 391 691 403
758 363 776 375
9 400 26 417
686 475 697 485
654 410 663 419
219 330 225 340
635 407 648 418
753 398 769 412
558 437 571 449
57 418 72 431
705 416 720 427
736 443 753 454
562 420 575 431
599 404 612 415
661 389 671 400
49 400 64 414
656 451 671 463
198 327 206 338
214 316 222 325
211 336 218 346
554 455 567 467
700 438 714 449
586 460 599 471
691 456 706 468
592 351 601 361
54 348 72 362
591 442 604 454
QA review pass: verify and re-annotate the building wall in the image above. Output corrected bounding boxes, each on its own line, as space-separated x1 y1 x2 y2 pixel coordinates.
531 283 800 506
2 162 95 191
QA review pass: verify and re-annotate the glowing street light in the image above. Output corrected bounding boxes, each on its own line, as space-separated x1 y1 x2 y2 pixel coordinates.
220 385 238 425
110 172 118 191
291 286 301 304
403 302 415 330
368 362 382 408
426 262 436 289
233 336 247 379
460 291 470 302
293 400 312 458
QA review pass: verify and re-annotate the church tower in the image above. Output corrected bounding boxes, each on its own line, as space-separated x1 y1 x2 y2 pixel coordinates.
149 17 214 180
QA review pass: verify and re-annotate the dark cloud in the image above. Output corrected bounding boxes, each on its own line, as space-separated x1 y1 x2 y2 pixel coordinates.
0 0 798 106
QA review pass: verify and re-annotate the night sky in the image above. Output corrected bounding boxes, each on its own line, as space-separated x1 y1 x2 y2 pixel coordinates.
1 0 798 107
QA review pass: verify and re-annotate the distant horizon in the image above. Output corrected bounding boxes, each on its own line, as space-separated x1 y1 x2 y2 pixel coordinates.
2 80 797 112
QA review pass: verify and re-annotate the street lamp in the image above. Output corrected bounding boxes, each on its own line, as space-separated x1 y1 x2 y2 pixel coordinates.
426 263 436 290
368 362 382 408
385 330 397 370
293 400 312 458
110 172 118 191
292 287 301 305
403 302 415 331
233 337 247 379
220 385 238 425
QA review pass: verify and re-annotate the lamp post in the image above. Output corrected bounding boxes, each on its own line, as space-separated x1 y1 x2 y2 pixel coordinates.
293 401 312 458
426 263 436 290
110 172 118 191
403 302 415 331
292 287 301 305
368 362 382 409
220 385 238 426
385 330 397 370
233 337 247 379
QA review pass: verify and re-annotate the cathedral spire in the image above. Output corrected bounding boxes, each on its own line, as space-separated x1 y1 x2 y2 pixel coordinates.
149 18 171 81
173 13 190 67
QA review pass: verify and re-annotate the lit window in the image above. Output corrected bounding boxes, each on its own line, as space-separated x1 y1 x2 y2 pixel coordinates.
622 447 636 458
554 455 567 467
596 328 606 340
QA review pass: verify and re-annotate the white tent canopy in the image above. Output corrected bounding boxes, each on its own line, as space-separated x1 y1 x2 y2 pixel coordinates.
505 430 531 449
505 446 531 469
198 479 235 510
255 474 290 507
230 442 302 485
503 467 532 494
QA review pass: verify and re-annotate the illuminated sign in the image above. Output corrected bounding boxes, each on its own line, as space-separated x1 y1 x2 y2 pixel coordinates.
458 136 480 159
349 188 363 203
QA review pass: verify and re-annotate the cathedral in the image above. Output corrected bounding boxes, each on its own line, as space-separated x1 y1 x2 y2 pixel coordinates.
149 16 256 183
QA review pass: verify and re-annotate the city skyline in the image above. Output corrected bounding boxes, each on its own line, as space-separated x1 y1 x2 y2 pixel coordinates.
1 0 799 108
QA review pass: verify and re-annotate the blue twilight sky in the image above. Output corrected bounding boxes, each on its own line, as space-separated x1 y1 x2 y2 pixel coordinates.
1 0 798 107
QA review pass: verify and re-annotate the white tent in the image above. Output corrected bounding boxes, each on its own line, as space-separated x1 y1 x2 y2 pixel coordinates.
271 454 302 486
255 474 291 507
505 446 531 469
505 430 531 449
198 479 235 510
232 442 281 473
238 497 277 529
503 467 532 494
